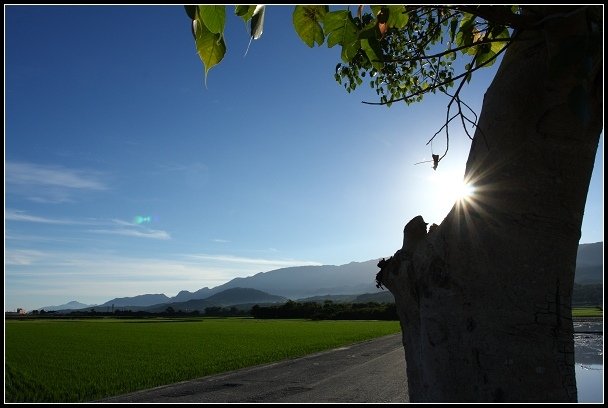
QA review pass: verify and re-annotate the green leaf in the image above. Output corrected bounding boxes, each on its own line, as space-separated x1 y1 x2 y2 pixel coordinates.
235 5 256 21
358 18 379 41
198 5 225 35
194 16 226 86
250 5 265 40
449 18 458 42
361 37 384 70
293 5 329 47
323 10 358 49
475 45 497 68
456 13 475 50
340 41 361 62
488 26 510 53
387 5 408 29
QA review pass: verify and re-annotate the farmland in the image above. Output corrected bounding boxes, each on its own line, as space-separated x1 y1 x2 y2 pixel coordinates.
5 317 401 402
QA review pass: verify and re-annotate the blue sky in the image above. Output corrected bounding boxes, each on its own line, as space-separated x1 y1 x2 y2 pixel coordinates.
5 5 604 311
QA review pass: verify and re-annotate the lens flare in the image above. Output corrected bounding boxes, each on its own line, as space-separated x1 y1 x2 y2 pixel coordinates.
134 215 152 225
457 182 476 201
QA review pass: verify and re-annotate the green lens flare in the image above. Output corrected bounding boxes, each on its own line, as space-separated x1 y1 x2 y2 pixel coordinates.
134 215 152 224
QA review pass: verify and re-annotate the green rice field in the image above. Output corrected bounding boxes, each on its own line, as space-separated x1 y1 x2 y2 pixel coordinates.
4 318 401 403
572 306 603 318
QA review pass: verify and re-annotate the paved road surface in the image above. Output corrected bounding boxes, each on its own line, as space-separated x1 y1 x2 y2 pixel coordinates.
99 333 408 403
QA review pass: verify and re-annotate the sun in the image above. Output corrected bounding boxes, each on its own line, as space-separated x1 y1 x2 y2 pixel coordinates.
429 169 476 204
454 181 476 201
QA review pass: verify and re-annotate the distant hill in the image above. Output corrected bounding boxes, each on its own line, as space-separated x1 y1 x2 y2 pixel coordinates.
353 291 395 303
293 292 396 304
110 288 288 313
38 300 97 311
202 287 287 306
172 287 214 303
207 260 383 300
296 294 358 303
143 298 214 313
575 242 603 284
44 242 601 312
98 293 171 308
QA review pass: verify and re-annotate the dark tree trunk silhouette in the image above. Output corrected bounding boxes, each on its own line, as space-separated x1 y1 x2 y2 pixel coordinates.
377 7 602 402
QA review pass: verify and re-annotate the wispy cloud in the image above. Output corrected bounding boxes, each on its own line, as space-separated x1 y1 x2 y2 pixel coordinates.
7 161 107 190
186 254 321 267
6 211 171 240
6 161 108 203
157 162 208 174
5 251 269 310
89 228 171 240
5 209 86 225
87 218 171 240
5 249 48 265
5 249 322 311
212 238 230 243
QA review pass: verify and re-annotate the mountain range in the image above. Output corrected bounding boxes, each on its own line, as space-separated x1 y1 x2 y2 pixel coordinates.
40 242 603 312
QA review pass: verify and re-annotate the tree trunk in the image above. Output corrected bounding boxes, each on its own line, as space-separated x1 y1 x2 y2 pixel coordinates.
377 7 602 402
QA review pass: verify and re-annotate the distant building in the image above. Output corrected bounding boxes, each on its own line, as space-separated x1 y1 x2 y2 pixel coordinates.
5 308 27 316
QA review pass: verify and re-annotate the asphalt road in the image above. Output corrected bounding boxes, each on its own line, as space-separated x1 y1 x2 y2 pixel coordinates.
99 333 408 403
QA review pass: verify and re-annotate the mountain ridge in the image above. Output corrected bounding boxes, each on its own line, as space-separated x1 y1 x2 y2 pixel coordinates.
38 242 602 311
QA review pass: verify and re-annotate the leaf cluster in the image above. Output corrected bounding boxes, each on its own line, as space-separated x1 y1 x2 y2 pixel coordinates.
184 5 261 85
186 5 515 101
316 5 513 106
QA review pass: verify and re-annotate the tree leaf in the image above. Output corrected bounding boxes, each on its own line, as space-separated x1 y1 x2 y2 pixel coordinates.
341 41 361 63
198 5 225 35
194 15 226 86
475 45 496 68
456 13 475 50
250 5 265 40
387 5 408 29
449 18 458 43
293 5 328 47
235 5 256 22
323 10 358 49
361 37 384 71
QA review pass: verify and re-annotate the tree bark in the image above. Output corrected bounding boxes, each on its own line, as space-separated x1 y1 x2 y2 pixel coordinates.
377 7 602 402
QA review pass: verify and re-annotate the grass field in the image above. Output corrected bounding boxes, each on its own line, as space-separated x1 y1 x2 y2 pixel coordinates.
4 318 401 403
572 306 603 318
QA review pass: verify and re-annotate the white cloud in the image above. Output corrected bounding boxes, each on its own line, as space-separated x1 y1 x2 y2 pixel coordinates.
89 228 171 240
186 254 321 267
6 161 108 203
157 162 208 174
4 249 322 311
212 238 230 243
5 249 48 265
6 161 107 190
5 209 84 225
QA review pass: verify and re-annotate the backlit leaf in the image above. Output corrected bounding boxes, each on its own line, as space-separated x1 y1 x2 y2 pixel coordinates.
198 5 225 35
293 5 329 47
323 10 358 49
194 15 226 86
341 41 361 63
235 5 256 22
387 5 408 29
361 37 384 70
